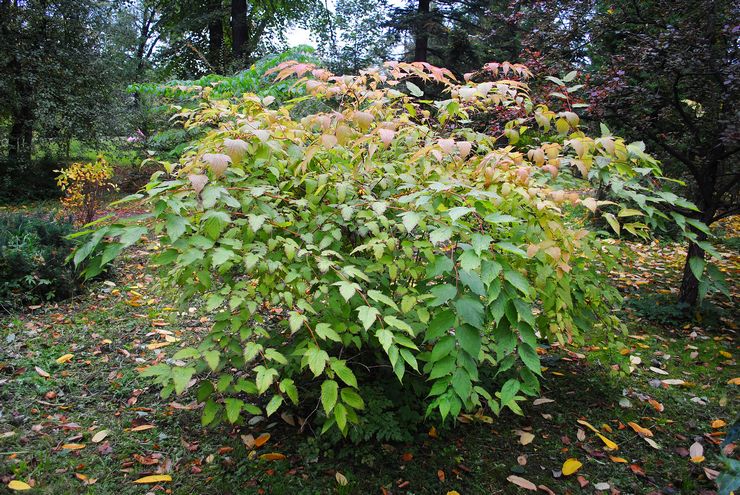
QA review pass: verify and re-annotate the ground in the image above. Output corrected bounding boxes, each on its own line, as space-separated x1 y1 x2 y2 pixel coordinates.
0 213 737 494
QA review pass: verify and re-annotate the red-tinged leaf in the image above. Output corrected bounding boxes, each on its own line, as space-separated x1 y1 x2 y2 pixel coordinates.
506 475 537 491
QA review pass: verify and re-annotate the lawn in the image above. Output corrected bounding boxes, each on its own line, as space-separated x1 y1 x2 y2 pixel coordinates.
1 221 737 494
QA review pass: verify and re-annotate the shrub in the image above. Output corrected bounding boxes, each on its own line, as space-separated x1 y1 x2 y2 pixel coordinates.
0 213 81 308
56 156 117 224
74 60 702 437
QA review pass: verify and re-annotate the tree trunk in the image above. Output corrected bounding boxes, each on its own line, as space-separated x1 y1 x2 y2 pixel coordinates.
677 236 705 306
413 0 430 62
207 1 224 73
8 93 33 164
231 0 248 65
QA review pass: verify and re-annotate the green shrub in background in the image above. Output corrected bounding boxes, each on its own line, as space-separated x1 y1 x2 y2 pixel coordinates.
0 213 81 309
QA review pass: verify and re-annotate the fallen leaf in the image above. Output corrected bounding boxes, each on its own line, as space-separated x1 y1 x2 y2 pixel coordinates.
259 452 286 461
437 469 445 481
517 455 527 466
506 475 537 491
91 430 109 443
648 399 664 412
130 425 155 432
446 492 460 495
62 443 85 450
428 426 438 438
335 472 348 486
643 437 661 449
661 379 686 386
562 458 582 476
649 366 668 375
56 354 74 364
594 482 610 491
537 485 556 495
133 475 172 484
254 433 270 448
533 397 555 405
711 419 726 429
577 428 586 442
703 467 720 480
34 366 50 378
609 455 628 463
627 421 653 437
7 480 32 491
401 452 413 462
629 464 645 476
690 442 704 463
576 475 589 487
241 434 255 448
727 377 740 385
596 433 619 450
576 419 599 433
517 430 535 445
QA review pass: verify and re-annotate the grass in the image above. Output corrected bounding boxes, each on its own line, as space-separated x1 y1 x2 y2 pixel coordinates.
0 221 737 494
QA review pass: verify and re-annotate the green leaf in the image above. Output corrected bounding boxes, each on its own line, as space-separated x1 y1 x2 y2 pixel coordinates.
689 257 705 280
431 335 456 362
331 360 358 388
455 297 484 329
457 324 481 358
166 214 187 241
265 395 283 416
212 247 235 267
335 280 358 302
280 379 299 404
427 309 455 341
315 323 342 342
504 270 530 295
341 388 365 410
406 81 423 96
430 284 457 306
367 290 399 310
430 227 452 245
604 212 620 235
495 242 527 257
459 270 485 296
401 211 421 232
518 343 541 376
448 206 474 222
203 350 220 371
202 399 219 426
384 315 414 335
306 346 329 377
334 403 348 431
499 378 520 406
357 305 380 330
171 367 195 395
321 379 339 413
451 368 472 400
224 398 243 423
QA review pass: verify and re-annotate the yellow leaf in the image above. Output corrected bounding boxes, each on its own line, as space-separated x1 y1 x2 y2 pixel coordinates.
56 354 74 364
627 421 653 437
596 433 619 451
601 424 613 433
62 444 85 450
728 377 740 385
130 425 155 432
711 419 726 429
562 458 582 476
259 452 286 461
146 342 170 350
335 472 348 486
609 456 628 463
8 480 32 491
133 475 172 484
691 456 705 464
447 492 461 495
428 426 438 438
576 419 599 434
719 351 732 358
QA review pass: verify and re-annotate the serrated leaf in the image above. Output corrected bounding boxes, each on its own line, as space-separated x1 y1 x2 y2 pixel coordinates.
321 380 339 413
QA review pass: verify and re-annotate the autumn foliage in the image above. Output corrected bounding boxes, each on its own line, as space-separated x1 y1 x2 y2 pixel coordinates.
74 60 701 436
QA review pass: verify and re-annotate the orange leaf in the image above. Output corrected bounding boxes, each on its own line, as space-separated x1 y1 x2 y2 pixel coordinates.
437 469 445 482
259 452 286 461
711 419 727 429
609 455 628 463
254 433 271 448
627 421 653 437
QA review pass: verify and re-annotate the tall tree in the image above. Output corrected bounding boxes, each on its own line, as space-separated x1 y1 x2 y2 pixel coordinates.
585 0 739 305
